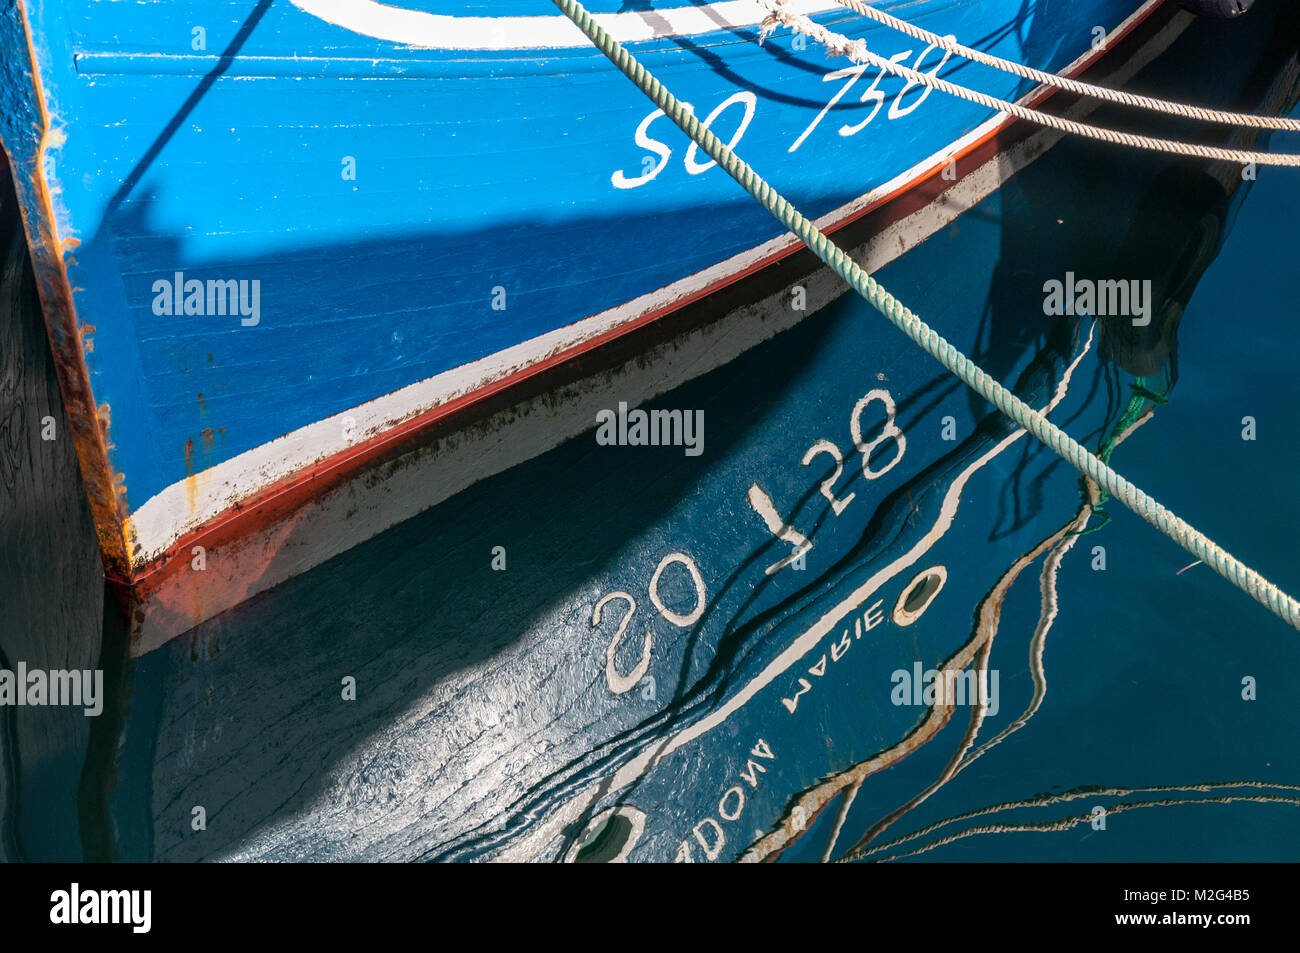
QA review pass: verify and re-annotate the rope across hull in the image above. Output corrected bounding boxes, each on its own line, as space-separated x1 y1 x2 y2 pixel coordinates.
2 0 1153 603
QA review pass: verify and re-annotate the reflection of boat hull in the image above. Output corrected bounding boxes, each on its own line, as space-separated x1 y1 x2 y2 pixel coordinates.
492 326 1105 864
1 0 1166 646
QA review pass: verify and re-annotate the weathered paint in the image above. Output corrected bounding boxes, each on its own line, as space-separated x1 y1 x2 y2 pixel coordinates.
0 1 131 578
121 0 1189 656
6 0 1159 608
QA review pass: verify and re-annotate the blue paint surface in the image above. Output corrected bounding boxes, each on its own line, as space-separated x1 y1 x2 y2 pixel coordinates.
13 0 1136 507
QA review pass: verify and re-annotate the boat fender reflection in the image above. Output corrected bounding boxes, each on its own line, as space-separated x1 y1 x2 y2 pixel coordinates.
1178 0 1256 18
891 566 948 627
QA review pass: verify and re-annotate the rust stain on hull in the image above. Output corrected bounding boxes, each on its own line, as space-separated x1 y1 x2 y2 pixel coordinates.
4 0 132 578
184 437 197 514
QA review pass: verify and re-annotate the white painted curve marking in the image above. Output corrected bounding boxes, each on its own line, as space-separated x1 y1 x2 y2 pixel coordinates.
288 0 839 50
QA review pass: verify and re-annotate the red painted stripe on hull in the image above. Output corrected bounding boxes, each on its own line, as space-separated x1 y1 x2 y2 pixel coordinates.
121 0 1170 598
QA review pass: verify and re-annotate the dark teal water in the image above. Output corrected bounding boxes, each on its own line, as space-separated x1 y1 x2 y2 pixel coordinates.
788 161 1300 860
775 46 1300 861
774 108 1300 861
2 1 1299 863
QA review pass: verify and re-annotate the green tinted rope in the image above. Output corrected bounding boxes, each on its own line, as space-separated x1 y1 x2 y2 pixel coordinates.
550 0 1300 630
1073 377 1156 535
1100 380 1156 469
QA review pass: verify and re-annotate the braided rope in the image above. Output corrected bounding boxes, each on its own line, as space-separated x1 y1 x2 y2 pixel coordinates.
832 0 1300 131
550 0 1300 629
757 0 1300 166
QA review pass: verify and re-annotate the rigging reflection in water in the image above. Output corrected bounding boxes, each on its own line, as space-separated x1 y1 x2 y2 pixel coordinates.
850 781 1300 862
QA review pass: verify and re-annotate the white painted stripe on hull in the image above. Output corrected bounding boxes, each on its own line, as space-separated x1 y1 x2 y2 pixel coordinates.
125 117 990 567
126 0 1166 571
288 0 838 51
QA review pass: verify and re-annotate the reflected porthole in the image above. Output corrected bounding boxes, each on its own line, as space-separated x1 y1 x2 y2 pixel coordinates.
892 565 947 626
566 806 646 863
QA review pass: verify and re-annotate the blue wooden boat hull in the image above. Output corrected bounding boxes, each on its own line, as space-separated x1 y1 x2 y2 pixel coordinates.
3 0 1293 863
1 0 1158 616
20 0 1285 859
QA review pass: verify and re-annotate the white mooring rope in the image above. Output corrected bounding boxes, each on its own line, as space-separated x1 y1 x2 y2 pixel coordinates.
758 0 1300 166
832 0 1300 132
